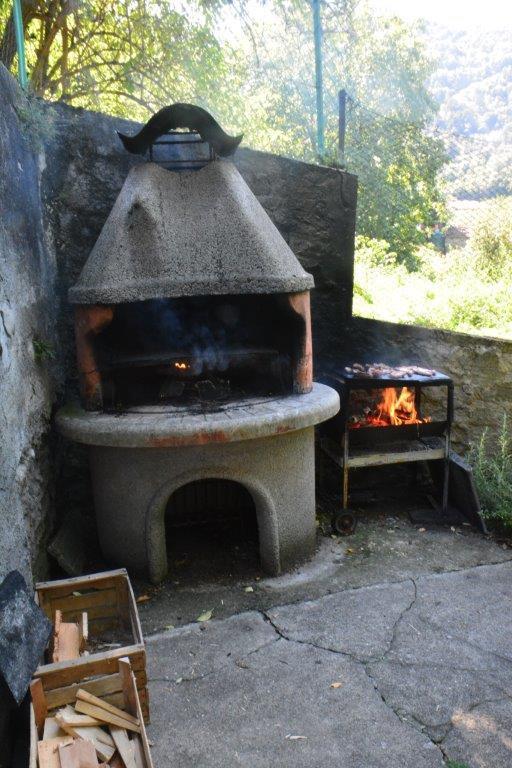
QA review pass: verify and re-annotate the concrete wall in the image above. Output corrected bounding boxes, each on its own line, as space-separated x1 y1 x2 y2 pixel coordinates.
0 65 60 584
0 64 60 759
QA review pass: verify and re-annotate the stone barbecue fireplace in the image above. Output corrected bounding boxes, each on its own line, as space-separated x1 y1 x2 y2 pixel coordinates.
57 152 339 583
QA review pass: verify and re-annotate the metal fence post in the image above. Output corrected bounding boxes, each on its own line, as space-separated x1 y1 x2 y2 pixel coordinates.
12 0 28 89
338 88 347 167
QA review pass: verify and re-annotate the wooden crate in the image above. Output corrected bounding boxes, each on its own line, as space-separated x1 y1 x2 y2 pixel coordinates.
33 569 149 723
30 657 154 768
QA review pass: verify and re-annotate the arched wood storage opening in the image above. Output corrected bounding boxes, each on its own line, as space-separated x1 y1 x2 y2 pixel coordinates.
164 479 261 580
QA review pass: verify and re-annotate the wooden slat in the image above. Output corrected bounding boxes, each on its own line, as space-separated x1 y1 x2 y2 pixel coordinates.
115 578 131 631
34 645 146 689
119 658 139 719
110 727 138 768
38 737 74 768
58 738 97 768
127 582 144 645
347 446 445 468
44 670 147 710
29 705 38 768
43 717 65 739
36 569 129 595
48 588 118 615
76 688 139 726
30 678 47 736
130 667 154 768
52 613 81 664
132 736 146 768
75 700 141 733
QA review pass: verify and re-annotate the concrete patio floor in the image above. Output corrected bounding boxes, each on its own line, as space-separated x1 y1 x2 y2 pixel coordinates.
139 515 512 767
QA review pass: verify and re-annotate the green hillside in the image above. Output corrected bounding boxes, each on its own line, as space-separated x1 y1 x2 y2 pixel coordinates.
427 26 512 198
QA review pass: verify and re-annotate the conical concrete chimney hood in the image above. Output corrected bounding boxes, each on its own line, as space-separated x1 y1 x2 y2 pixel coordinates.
69 160 314 304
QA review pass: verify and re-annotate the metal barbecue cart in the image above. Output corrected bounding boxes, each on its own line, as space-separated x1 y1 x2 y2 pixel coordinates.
320 369 455 534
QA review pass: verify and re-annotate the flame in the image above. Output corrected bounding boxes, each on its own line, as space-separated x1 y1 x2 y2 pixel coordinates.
351 387 431 428
174 361 189 371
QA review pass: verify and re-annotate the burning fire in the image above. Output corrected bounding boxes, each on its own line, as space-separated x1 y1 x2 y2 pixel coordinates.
174 361 190 371
350 387 431 428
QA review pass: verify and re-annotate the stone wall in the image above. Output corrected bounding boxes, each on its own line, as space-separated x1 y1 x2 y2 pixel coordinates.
0 64 60 758
339 316 512 452
0 65 60 584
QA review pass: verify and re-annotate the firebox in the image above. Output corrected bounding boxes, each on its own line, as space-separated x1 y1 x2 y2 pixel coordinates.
70 160 314 412
320 362 454 531
57 122 339 583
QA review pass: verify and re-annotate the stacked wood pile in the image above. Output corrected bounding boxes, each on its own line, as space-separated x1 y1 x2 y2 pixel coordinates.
29 570 153 768
30 658 153 768
33 570 148 722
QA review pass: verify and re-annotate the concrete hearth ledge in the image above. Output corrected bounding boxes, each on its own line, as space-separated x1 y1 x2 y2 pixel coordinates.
56 383 339 448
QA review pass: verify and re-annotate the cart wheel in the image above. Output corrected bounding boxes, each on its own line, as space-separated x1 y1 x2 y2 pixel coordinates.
332 510 357 536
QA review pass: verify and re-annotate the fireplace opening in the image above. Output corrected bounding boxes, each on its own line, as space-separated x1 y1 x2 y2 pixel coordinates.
85 293 309 409
164 479 261 579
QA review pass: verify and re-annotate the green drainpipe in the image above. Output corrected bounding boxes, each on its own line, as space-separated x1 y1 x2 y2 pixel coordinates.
311 0 325 160
12 0 28 89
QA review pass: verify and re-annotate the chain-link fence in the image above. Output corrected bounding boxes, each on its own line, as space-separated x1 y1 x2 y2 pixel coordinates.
340 92 512 257
1 2 510 270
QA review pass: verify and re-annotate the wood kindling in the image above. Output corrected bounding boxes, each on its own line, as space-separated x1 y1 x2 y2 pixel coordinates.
76 688 140 726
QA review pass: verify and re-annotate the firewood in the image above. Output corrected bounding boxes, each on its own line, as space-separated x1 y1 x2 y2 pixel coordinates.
30 678 47 737
52 609 81 663
37 737 74 768
76 689 140 727
43 717 65 739
110 726 138 768
58 738 98 768
79 612 89 654
56 706 116 762
131 736 145 768
75 700 141 733
56 705 102 728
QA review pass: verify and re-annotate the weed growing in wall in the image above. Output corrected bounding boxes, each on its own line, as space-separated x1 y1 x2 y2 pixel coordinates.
470 415 512 532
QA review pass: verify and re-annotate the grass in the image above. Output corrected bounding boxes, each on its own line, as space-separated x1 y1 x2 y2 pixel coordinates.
354 197 512 340
33 339 55 362
353 242 512 340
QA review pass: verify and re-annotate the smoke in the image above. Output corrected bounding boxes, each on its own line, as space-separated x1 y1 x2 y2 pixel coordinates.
136 297 246 376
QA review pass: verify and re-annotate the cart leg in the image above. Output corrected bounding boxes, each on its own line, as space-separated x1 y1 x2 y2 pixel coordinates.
442 457 449 515
342 430 349 510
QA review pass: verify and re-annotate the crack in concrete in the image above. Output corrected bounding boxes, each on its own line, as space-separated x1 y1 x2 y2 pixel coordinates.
261 605 447 762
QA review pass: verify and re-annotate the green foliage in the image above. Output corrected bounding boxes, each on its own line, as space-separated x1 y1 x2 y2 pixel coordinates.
469 416 512 531
14 95 56 150
444 761 471 768
354 236 399 268
33 339 55 362
470 197 512 281
353 210 512 339
228 2 447 263
0 0 448 266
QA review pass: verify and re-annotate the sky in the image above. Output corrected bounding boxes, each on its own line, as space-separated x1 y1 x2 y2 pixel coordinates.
369 0 512 30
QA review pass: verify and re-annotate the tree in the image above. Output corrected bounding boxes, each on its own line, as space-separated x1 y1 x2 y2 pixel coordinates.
0 0 448 261
222 1 447 263
0 1 247 126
